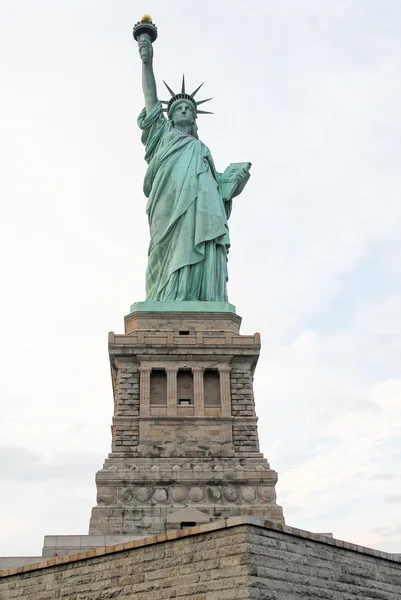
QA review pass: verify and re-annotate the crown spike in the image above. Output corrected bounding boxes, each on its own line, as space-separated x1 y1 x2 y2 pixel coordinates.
163 78 213 117
190 83 204 97
195 97 213 106
163 81 176 97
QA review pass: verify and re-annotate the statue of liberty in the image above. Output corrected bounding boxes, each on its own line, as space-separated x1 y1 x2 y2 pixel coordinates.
135 17 251 303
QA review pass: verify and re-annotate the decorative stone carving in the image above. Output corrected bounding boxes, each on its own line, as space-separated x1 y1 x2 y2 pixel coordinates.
139 366 151 417
256 464 266 471
171 486 188 502
223 486 239 502
108 465 118 471
172 465 181 471
119 488 133 503
193 465 202 471
134 487 152 502
130 465 139 471
189 487 204 502
207 487 222 502
240 486 256 503
258 487 276 502
166 367 178 417
192 366 205 417
235 464 244 471
153 488 168 503
96 489 116 505
150 465 160 471
214 464 223 471
218 365 232 417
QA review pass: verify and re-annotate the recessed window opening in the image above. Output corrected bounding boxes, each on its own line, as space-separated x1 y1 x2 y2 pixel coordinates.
180 521 196 529
150 369 167 405
179 330 190 335
178 398 191 406
177 368 194 405
204 369 221 406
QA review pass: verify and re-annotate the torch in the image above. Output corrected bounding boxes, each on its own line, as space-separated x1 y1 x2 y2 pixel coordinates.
133 15 158 61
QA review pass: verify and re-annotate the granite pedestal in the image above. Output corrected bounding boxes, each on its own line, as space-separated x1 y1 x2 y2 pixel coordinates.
89 306 284 536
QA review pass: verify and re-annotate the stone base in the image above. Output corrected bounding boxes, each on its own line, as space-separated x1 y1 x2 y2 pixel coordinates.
130 300 237 314
89 454 284 535
124 308 243 335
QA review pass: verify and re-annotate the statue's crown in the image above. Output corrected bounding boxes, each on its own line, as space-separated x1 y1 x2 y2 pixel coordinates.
162 75 213 117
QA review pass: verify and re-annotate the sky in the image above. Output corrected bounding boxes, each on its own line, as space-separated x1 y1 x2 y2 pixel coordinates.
0 0 400 556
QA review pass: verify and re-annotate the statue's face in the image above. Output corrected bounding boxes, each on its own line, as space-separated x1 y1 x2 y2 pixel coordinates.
171 101 195 126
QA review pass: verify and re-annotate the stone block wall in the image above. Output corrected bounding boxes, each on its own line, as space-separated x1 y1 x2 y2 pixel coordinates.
111 362 140 455
1 518 400 600
230 362 260 455
230 366 256 418
247 522 401 598
1 522 252 600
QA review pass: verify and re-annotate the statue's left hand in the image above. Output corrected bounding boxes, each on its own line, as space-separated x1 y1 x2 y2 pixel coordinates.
236 165 250 181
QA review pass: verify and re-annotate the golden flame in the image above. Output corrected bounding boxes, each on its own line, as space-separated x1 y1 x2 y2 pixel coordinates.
141 15 153 23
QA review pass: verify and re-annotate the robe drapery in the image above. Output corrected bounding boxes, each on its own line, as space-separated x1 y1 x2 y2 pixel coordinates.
138 103 231 302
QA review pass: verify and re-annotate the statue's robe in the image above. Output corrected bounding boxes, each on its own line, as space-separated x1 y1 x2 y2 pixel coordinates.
138 103 231 302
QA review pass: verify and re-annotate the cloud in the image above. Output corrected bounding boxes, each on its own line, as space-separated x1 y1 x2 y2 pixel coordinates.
256 305 401 549
370 473 400 482
0 445 102 483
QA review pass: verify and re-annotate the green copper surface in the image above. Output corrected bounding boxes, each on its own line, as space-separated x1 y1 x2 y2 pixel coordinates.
130 301 237 314
136 29 251 304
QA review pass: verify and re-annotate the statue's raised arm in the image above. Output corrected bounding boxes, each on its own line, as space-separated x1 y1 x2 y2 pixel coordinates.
138 34 158 115
134 16 159 115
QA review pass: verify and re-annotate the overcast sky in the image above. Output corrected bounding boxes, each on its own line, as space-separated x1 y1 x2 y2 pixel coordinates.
0 0 400 557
